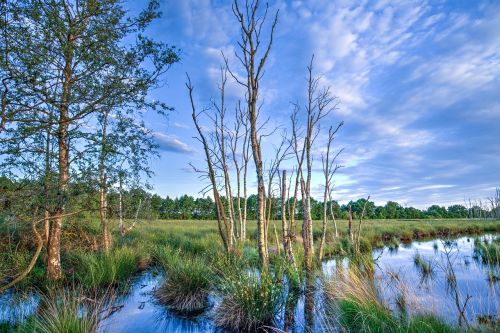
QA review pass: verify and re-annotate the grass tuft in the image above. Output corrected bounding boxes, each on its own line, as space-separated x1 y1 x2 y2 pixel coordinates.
155 246 211 314
213 271 285 332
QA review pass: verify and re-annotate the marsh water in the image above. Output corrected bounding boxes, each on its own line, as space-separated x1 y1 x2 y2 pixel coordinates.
1 235 499 332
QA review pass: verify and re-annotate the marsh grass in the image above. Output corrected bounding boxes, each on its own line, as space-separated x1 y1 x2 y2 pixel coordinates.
67 246 140 289
213 270 286 332
11 287 109 333
324 268 457 333
473 237 500 266
154 246 211 314
413 252 435 279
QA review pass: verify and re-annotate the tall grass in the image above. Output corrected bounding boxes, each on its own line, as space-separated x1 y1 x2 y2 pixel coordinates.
473 237 500 266
154 246 211 314
67 246 140 289
14 287 109 333
213 271 285 332
323 268 456 333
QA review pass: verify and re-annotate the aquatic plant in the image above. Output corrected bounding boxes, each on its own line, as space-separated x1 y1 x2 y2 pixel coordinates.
155 246 211 314
213 271 285 332
473 238 500 266
324 268 457 333
413 252 435 279
17 287 108 333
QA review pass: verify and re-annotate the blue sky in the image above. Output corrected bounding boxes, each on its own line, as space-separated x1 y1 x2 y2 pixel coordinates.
133 0 500 208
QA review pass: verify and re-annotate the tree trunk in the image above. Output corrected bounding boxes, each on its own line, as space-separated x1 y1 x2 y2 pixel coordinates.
328 192 338 238
319 184 328 261
119 175 125 237
99 112 111 252
348 206 353 251
47 49 72 280
281 170 296 267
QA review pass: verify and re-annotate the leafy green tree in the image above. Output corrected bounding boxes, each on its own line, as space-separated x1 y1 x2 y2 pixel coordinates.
426 205 448 218
0 0 178 279
447 205 467 218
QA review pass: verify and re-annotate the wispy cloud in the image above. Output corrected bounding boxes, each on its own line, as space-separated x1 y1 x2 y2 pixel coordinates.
154 133 194 154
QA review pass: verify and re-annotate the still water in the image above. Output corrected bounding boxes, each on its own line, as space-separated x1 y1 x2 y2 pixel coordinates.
1 235 498 332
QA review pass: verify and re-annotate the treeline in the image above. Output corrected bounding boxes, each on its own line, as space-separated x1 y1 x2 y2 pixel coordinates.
145 194 500 220
2 176 498 221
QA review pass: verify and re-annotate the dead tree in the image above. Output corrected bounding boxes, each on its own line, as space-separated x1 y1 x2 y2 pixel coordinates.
327 189 339 238
318 124 343 261
291 56 337 270
212 66 236 246
228 103 252 241
264 133 291 255
279 169 296 267
355 195 370 254
348 205 353 250
187 75 231 251
228 103 242 239
226 0 279 267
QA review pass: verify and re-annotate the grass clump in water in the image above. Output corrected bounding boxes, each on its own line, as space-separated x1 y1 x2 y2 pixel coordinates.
155 246 211 314
473 238 500 266
213 270 285 332
413 252 435 279
324 268 456 333
14 287 108 333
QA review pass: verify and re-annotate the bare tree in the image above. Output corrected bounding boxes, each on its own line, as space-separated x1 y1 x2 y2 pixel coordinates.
264 134 291 254
226 0 279 267
291 56 337 270
212 67 236 246
318 124 343 261
228 102 252 241
354 195 370 254
279 169 296 267
187 75 231 251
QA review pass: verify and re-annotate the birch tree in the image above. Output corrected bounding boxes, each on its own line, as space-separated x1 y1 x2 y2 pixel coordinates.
187 76 231 251
291 56 338 269
0 0 178 279
318 124 343 261
227 0 279 267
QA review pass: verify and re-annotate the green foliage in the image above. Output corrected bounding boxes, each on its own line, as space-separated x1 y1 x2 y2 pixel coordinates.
407 315 458 333
337 298 399 333
413 252 435 278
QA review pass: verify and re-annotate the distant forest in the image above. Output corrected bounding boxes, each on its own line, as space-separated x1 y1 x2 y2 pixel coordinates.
4 177 496 221
1 176 498 222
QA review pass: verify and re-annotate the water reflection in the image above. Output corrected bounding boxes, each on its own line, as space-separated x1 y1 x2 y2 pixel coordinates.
1 235 498 332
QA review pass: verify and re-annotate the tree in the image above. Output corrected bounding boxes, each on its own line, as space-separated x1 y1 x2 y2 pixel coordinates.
187 76 231 251
291 57 337 270
385 201 401 219
227 0 279 267
1 0 178 280
319 124 343 261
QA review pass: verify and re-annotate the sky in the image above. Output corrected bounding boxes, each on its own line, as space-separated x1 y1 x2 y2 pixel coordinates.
130 0 500 209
